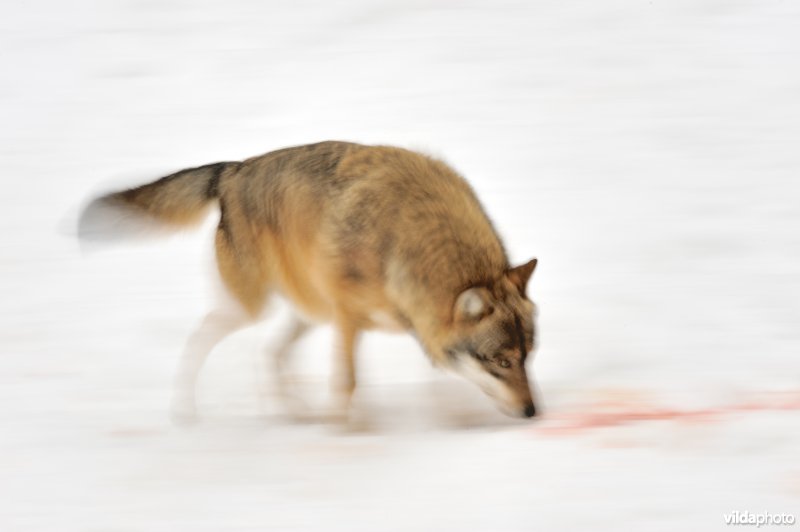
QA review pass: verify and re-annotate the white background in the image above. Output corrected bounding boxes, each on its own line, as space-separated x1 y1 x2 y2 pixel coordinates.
1 1 798 530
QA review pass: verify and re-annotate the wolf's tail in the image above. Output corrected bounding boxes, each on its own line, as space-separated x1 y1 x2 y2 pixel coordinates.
78 162 238 245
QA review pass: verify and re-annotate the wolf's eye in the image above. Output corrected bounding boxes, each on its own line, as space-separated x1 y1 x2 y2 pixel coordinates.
498 359 510 368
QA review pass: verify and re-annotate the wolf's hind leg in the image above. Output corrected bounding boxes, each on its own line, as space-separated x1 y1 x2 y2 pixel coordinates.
267 315 313 417
171 308 248 425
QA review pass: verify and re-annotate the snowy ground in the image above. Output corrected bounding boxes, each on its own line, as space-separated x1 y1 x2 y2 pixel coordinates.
1 1 799 530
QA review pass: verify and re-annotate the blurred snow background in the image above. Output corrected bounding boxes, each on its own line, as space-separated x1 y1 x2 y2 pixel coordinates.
1 0 798 530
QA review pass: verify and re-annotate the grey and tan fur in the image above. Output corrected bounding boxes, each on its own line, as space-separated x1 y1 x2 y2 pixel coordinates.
80 141 540 421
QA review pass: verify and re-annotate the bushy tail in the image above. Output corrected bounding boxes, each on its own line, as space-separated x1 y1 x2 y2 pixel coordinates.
79 162 237 245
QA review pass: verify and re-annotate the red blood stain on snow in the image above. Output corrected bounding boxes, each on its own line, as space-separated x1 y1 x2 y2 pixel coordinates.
535 391 800 435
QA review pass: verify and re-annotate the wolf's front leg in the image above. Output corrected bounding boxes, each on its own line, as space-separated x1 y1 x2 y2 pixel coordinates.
330 317 361 423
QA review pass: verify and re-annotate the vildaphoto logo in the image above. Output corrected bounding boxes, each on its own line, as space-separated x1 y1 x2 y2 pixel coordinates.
724 511 796 527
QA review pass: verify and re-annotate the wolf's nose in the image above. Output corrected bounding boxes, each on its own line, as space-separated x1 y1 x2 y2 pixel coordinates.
523 403 536 418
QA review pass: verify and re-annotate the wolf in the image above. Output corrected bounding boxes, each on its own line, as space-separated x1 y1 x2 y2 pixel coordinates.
79 141 539 421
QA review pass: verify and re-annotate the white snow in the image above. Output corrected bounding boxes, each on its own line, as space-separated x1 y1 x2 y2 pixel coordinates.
1 1 798 530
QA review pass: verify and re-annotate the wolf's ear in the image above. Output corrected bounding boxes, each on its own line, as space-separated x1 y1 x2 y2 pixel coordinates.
454 287 492 322
507 258 537 295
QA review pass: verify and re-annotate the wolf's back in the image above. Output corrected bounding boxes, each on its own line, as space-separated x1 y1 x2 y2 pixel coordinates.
79 161 238 244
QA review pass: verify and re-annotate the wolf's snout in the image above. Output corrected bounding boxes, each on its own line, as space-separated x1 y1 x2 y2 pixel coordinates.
523 403 536 418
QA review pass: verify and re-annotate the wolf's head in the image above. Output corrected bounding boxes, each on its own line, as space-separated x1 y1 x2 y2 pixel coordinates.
441 259 539 418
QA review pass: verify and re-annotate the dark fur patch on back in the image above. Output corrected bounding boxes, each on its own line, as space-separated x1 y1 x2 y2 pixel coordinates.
205 162 235 199
236 141 353 233
294 142 351 190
